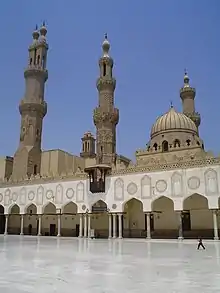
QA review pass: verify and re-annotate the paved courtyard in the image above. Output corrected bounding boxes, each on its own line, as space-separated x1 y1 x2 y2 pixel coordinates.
0 236 220 292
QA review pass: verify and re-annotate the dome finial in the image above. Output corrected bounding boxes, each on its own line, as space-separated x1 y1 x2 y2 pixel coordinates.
170 100 173 108
102 33 110 57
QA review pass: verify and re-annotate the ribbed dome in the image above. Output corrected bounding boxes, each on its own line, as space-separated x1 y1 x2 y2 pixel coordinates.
151 107 197 138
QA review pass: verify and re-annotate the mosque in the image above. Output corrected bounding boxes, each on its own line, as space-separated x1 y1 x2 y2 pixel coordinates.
0 24 219 240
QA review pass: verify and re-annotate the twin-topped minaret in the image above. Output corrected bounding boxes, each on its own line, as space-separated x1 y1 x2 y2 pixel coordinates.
12 24 48 180
93 34 119 166
180 71 201 130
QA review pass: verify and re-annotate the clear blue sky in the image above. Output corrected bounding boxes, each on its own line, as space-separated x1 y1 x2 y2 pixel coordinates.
0 0 219 160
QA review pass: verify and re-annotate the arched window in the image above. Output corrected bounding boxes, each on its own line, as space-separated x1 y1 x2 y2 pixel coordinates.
33 165 37 175
162 140 169 152
186 139 191 146
153 143 158 151
174 139 180 148
197 141 200 146
30 58 32 65
103 64 106 76
37 55 40 65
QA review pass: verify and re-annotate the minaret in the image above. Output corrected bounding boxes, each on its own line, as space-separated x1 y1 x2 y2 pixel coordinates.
93 34 119 166
12 24 48 180
180 71 201 130
80 131 96 158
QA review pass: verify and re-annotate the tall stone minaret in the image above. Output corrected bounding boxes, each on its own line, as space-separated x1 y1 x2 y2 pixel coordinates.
180 71 201 130
12 24 48 180
93 34 119 166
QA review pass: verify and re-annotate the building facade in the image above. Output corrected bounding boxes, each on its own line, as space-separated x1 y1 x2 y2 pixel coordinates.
0 25 219 240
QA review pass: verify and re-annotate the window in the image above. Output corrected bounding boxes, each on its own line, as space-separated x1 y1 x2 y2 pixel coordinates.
30 58 32 65
103 64 106 76
162 140 169 152
186 139 191 146
33 164 37 175
34 49 37 65
153 143 158 151
101 146 103 153
174 139 180 148
197 141 200 146
37 55 40 65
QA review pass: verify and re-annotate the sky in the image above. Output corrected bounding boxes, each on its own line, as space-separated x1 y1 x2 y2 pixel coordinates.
0 0 219 160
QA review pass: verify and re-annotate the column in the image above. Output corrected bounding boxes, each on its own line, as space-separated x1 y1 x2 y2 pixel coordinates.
20 214 24 235
57 214 61 237
79 214 83 238
177 211 183 240
118 213 123 239
4 215 8 235
88 213 91 238
146 212 151 239
112 213 116 238
38 215 42 236
108 213 112 239
213 210 219 240
84 214 87 238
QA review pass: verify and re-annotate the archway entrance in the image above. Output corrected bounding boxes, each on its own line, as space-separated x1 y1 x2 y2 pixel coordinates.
183 194 212 238
91 200 108 238
0 205 5 234
24 204 37 235
8 204 20 235
62 202 78 237
42 202 57 236
123 198 144 238
151 196 177 238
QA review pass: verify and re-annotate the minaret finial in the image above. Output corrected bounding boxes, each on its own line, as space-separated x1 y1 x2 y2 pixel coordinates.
183 68 190 87
170 100 173 108
32 25 39 41
102 33 110 56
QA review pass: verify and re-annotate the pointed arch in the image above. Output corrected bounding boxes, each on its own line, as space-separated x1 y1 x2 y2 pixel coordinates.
122 197 143 211
151 196 174 211
62 201 78 214
8 203 20 214
0 205 4 214
24 203 37 214
42 202 56 214
183 193 208 210
92 199 108 213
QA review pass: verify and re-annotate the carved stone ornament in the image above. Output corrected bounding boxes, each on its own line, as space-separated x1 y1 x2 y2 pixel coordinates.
112 204 117 209
0 194 3 202
12 192 18 202
155 180 167 193
66 188 74 199
46 190 53 200
82 204 86 211
28 191 35 201
127 182 138 195
188 176 200 190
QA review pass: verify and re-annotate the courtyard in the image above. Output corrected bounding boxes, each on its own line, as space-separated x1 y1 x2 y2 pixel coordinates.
0 236 219 292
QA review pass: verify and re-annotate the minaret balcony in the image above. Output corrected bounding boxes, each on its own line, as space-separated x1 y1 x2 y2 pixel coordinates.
93 107 119 125
24 66 48 81
19 100 47 117
180 86 196 99
96 77 116 91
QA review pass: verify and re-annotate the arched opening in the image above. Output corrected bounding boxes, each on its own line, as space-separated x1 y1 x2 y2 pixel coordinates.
0 205 5 234
33 164 37 175
8 204 20 235
186 139 191 146
62 202 79 237
174 139 180 148
91 200 108 238
24 204 37 235
151 196 177 238
183 194 212 238
153 143 158 151
123 198 144 238
42 202 57 236
162 140 169 152
37 55 40 65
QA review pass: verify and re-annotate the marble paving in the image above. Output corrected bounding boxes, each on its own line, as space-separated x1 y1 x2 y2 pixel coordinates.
0 236 220 292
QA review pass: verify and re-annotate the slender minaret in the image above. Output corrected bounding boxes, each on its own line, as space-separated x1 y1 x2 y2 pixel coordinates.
12 24 48 179
180 71 201 130
93 34 119 166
